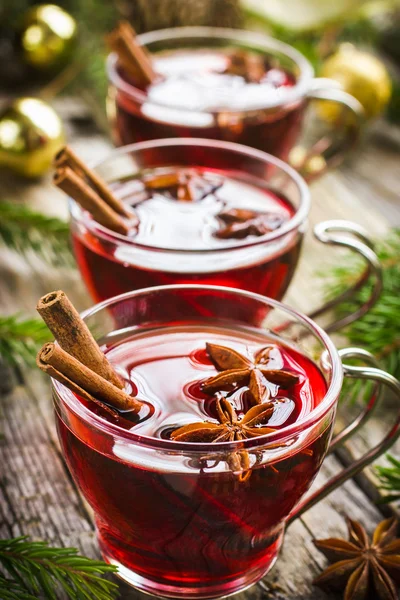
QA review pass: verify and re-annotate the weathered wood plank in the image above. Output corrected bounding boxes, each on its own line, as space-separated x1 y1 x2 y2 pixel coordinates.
286 169 389 316
0 373 96 549
340 121 400 228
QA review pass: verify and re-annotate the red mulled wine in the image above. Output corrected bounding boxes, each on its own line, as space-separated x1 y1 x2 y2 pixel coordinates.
72 166 302 303
56 324 330 597
110 45 304 160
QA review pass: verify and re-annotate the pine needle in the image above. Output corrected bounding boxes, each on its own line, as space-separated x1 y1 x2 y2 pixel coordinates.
0 314 50 368
0 537 119 600
322 230 400 501
66 1 117 129
321 229 400 404
0 574 37 600
0 201 73 267
376 454 400 503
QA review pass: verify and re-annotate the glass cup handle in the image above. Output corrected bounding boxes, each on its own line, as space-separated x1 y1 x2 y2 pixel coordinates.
308 220 383 333
289 79 365 181
287 348 400 524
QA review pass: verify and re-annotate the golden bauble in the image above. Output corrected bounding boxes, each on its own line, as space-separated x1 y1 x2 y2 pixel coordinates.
319 43 392 121
0 97 65 178
20 4 77 71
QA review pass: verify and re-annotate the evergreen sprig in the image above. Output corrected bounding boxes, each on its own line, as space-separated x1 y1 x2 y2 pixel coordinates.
322 230 400 501
0 201 73 267
66 0 117 130
0 537 118 600
0 573 37 600
322 228 400 404
376 454 400 503
0 314 49 367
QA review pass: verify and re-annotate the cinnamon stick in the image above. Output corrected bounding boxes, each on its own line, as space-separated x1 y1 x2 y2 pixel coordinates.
37 346 119 417
107 21 157 86
37 342 142 413
54 167 129 235
107 29 138 75
54 146 130 218
37 290 123 389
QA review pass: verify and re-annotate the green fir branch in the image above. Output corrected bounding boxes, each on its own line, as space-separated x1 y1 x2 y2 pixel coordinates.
322 229 400 404
0 537 118 600
322 230 400 501
0 315 49 368
387 80 400 125
66 1 117 130
0 201 73 267
376 454 400 503
0 574 37 600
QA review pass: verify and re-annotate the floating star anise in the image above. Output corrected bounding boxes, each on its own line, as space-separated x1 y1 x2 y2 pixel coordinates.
226 50 266 83
171 397 275 443
171 397 276 481
202 343 299 404
313 517 400 600
144 172 222 202
215 208 285 240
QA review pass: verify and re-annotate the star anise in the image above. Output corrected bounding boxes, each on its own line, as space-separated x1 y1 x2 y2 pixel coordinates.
202 343 299 404
214 208 285 240
313 517 400 600
226 50 266 83
171 397 275 443
144 172 222 202
171 397 276 481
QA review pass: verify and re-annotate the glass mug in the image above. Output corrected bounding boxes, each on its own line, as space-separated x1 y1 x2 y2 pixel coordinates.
53 285 400 599
70 139 382 333
106 27 364 180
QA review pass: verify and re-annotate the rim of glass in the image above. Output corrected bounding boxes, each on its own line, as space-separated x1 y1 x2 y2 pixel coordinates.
106 26 314 113
71 138 310 252
53 284 343 452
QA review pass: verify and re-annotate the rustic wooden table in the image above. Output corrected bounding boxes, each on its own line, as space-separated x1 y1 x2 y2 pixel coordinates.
1 98 399 599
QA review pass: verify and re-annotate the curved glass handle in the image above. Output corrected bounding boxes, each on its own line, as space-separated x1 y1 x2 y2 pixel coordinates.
289 79 365 181
288 348 400 524
328 349 381 452
308 220 383 333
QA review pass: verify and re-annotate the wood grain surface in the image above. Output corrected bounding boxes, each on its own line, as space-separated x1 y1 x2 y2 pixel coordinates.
1 97 399 599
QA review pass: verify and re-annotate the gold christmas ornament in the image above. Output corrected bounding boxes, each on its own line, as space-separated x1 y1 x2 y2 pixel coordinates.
318 43 392 121
0 97 65 178
20 4 77 71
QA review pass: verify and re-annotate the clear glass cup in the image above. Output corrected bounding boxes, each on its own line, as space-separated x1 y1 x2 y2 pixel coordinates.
106 27 364 180
53 285 400 599
70 139 382 333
